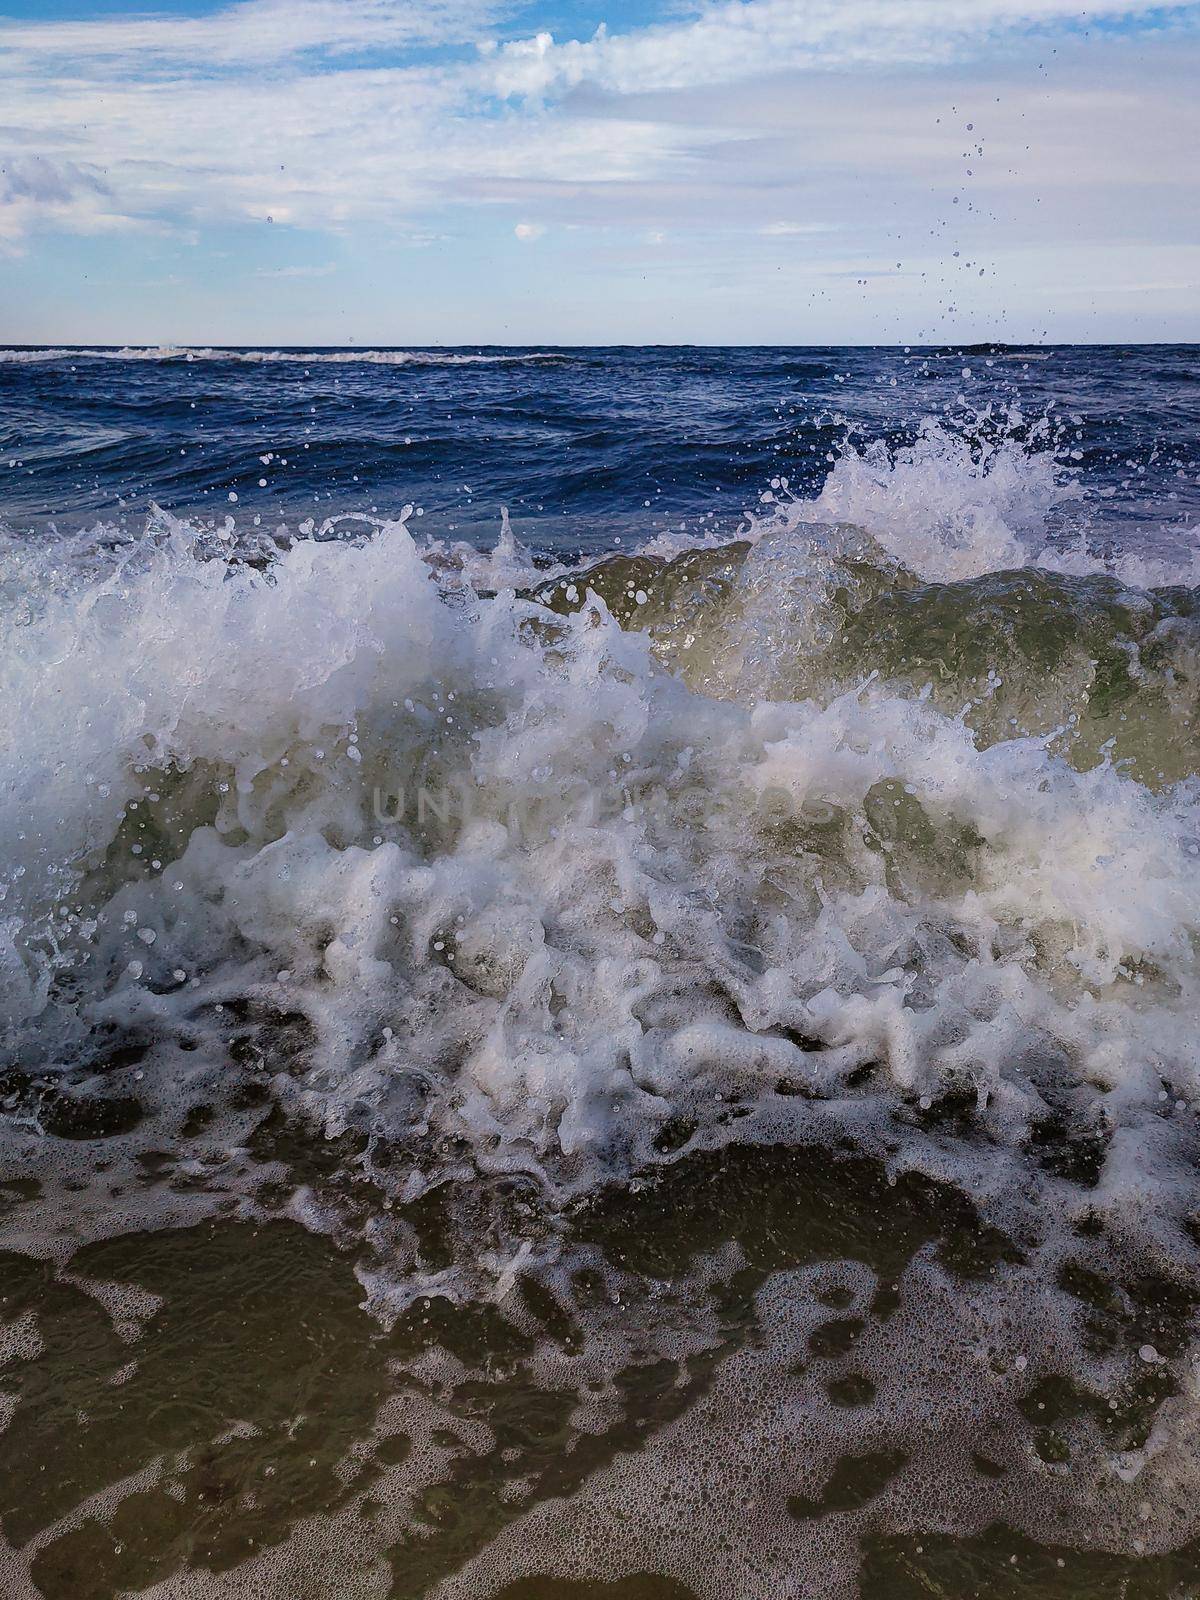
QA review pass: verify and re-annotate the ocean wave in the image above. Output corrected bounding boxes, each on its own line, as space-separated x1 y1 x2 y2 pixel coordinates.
2 415 1198 1273
0 345 568 366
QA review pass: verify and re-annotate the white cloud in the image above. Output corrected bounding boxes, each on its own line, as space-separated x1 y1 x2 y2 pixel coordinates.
0 0 1197 337
0 152 146 250
2 18 1195 256
0 0 505 70
2 0 1196 248
485 0 1200 97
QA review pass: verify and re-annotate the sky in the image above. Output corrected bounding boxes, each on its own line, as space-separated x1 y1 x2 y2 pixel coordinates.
0 0 1198 344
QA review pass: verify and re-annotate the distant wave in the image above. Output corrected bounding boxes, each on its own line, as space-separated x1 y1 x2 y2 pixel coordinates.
0 346 568 366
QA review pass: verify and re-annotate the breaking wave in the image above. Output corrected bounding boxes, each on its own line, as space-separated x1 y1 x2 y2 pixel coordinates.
3 411 1200 1595
0 346 567 366
3 418 1198 1234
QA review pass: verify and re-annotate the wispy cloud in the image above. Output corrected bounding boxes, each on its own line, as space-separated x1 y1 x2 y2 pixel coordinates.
0 0 507 70
1 0 1197 338
3 0 1197 242
254 262 338 277
760 222 837 237
484 0 1200 96
0 152 143 248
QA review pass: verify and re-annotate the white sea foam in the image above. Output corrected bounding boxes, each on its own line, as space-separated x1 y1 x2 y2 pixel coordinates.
0 346 566 366
758 414 1200 588
1 419 1198 1265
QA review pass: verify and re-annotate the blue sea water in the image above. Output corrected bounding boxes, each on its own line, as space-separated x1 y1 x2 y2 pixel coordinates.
1 344 1197 564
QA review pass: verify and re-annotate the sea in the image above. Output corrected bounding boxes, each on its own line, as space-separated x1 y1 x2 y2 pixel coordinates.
1 343 1199 1600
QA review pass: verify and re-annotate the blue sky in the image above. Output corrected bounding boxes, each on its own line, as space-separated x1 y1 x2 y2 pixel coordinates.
1 0 1198 344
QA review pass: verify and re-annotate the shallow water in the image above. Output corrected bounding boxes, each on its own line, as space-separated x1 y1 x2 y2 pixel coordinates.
3 1146 1199 1599
1 345 1199 1597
